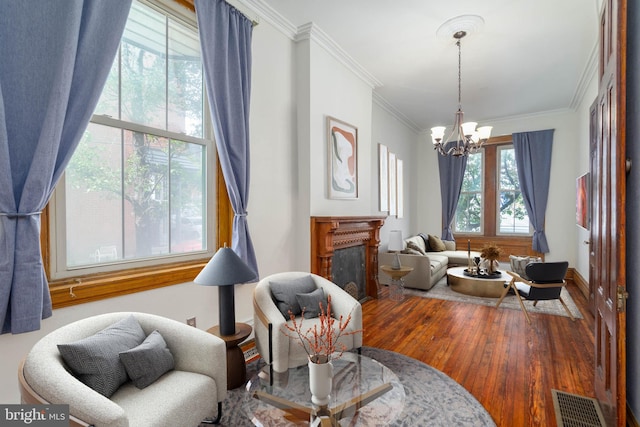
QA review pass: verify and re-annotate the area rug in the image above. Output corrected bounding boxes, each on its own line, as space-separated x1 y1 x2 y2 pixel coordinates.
207 346 495 426
403 275 583 320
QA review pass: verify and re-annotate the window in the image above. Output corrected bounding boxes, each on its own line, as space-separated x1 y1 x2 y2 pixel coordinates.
454 142 530 237
497 146 530 234
455 152 483 233
46 0 225 305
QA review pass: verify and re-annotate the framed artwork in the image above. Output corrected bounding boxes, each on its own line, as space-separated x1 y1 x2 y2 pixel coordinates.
388 152 397 216
327 116 358 199
576 172 590 229
396 158 403 218
378 143 389 211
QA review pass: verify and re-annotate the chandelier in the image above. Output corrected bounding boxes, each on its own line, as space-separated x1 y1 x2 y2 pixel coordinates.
431 30 492 157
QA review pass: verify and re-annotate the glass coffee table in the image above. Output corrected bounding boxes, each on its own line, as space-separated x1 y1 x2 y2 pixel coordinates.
245 352 405 426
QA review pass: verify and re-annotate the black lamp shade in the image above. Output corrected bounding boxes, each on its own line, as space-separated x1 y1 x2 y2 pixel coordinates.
195 247 257 335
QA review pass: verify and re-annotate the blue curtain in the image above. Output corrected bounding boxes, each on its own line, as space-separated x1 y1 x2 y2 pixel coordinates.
513 129 555 253
438 155 468 240
0 1 131 334
196 0 258 279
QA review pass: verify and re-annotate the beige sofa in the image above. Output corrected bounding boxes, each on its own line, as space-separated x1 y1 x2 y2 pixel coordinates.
378 235 481 290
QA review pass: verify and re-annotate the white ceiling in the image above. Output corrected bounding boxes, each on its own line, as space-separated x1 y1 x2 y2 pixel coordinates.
255 0 602 132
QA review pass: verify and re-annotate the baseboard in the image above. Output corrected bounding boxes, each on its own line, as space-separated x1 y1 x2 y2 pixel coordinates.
568 267 589 299
628 402 639 427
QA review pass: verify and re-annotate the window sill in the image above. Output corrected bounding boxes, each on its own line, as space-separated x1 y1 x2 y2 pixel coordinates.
49 258 208 309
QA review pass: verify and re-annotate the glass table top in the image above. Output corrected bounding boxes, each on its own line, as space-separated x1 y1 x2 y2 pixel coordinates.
245 352 405 426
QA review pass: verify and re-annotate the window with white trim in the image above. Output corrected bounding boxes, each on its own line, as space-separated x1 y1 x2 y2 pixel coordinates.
497 146 531 235
50 0 215 280
454 151 483 233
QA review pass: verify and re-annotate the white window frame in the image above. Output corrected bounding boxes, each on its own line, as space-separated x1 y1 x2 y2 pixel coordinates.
454 150 484 234
48 0 216 281
496 145 533 236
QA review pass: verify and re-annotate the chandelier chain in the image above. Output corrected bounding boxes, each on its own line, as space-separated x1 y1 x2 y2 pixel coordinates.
457 39 462 109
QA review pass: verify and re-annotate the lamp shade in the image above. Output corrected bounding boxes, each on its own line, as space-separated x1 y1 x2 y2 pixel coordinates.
195 246 257 287
195 246 257 336
388 230 403 252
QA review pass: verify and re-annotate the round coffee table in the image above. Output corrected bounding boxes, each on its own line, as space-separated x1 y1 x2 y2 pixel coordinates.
447 266 508 298
245 351 405 426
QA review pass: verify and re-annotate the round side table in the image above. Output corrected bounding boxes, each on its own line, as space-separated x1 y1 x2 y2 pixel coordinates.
207 322 252 389
380 265 414 301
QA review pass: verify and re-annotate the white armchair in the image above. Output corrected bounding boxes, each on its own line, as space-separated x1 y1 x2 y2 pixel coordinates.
19 312 227 427
253 272 363 373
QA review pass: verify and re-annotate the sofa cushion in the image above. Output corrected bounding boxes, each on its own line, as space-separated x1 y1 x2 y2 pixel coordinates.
119 330 175 389
57 315 146 397
402 247 423 255
270 275 318 319
295 287 328 319
428 235 446 252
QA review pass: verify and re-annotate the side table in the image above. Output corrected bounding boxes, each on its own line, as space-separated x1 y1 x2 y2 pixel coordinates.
380 265 414 301
207 322 252 389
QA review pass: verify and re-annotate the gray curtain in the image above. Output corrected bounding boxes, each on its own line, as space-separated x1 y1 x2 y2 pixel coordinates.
196 0 258 279
438 154 468 240
0 0 131 334
512 129 554 253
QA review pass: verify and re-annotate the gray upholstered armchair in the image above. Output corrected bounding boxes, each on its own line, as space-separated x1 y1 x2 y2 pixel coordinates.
19 312 227 427
253 272 363 373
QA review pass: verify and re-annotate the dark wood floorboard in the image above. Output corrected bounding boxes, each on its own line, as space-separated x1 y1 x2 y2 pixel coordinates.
361 281 595 427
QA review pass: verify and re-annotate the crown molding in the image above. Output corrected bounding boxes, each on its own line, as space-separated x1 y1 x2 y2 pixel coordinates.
295 22 383 89
239 0 297 38
570 42 599 110
373 92 421 134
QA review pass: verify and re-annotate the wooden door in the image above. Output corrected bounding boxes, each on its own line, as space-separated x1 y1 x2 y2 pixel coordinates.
592 0 627 425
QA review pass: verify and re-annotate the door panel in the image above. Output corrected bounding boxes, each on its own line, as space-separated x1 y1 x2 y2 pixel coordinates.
592 0 626 425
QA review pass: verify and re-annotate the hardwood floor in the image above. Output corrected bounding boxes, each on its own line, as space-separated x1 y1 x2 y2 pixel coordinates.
361 281 595 426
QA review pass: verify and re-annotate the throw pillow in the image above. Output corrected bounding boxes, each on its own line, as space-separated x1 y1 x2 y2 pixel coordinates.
295 287 329 319
428 234 446 252
57 315 146 397
119 330 175 389
443 240 456 251
509 255 542 280
402 247 423 255
406 241 426 255
418 233 432 252
270 275 318 319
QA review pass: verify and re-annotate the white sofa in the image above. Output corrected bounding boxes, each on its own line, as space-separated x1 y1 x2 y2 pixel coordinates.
19 312 227 427
378 235 481 290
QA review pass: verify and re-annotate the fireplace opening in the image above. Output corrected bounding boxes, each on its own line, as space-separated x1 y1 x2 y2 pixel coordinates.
331 245 366 301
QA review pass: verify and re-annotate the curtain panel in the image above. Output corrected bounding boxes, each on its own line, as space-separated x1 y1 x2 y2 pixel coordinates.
512 129 555 253
0 0 131 334
196 0 259 279
438 154 468 241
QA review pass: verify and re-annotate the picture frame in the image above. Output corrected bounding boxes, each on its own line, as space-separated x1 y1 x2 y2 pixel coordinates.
396 158 403 218
576 172 590 229
327 116 358 199
388 152 397 216
378 143 389 211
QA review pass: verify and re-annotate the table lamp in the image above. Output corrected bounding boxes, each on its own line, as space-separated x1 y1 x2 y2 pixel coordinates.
388 230 403 270
194 245 257 336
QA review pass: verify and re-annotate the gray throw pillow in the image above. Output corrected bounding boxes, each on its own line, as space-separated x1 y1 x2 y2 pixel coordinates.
270 275 317 319
119 330 175 389
296 287 329 319
57 315 146 397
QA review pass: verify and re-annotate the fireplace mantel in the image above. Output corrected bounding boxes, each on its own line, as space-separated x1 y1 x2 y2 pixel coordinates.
310 216 386 299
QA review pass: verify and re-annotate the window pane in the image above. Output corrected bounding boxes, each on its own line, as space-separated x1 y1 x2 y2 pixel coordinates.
455 152 483 233
168 20 203 137
498 147 530 234
65 124 123 267
121 2 167 128
94 52 119 118
170 141 205 253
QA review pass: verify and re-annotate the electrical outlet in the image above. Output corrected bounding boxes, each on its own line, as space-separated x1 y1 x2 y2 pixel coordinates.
186 317 196 327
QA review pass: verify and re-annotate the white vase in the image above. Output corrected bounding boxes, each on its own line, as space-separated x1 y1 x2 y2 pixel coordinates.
308 355 334 406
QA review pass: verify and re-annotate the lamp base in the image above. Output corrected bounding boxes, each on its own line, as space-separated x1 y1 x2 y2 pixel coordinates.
391 252 402 270
218 285 236 336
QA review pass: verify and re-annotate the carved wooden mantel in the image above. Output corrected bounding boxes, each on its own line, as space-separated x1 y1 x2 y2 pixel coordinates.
310 216 386 299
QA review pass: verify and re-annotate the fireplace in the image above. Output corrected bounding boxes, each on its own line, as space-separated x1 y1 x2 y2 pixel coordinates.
310 216 386 299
